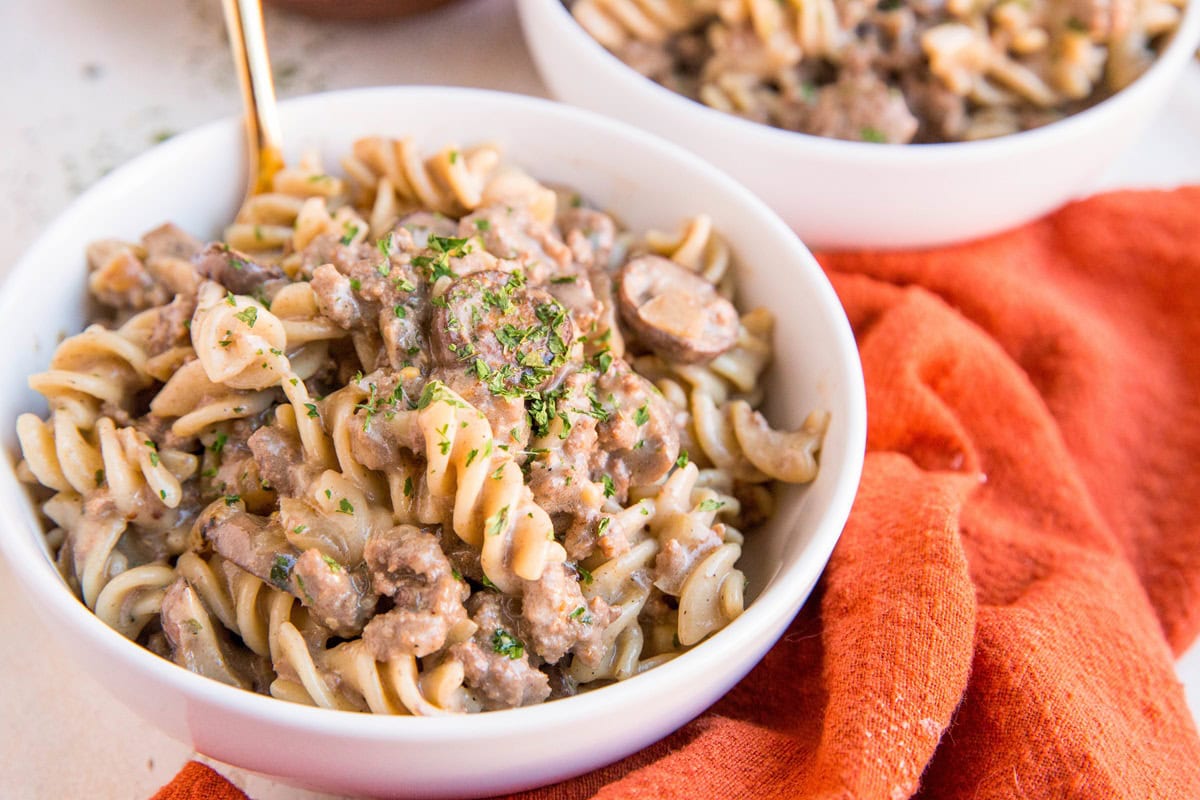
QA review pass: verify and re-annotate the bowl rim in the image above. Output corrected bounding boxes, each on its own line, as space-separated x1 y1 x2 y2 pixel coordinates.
0 86 866 740
522 0 1200 161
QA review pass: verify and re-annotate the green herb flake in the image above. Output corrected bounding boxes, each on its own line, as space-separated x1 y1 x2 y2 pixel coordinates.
403 476 414 497
340 223 360 246
235 305 258 328
305 403 320 418
860 126 887 144
698 498 726 512
634 404 650 427
393 304 407 318
474 218 491 232
675 451 689 468
491 628 524 660
224 494 241 507
349 277 362 291
486 505 510 536
321 554 342 572
601 474 615 498
337 498 355 515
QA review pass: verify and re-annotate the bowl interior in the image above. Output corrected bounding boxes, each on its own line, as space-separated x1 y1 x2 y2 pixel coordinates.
0 88 864 750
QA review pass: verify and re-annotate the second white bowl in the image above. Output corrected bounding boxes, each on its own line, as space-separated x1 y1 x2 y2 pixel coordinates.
518 0 1200 249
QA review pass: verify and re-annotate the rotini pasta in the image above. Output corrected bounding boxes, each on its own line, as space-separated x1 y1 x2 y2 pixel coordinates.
569 0 1186 142
17 137 827 713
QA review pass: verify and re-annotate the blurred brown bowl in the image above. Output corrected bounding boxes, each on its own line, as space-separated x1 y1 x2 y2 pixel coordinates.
267 0 459 19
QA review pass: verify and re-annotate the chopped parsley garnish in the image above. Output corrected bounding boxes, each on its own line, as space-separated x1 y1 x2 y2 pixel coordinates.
675 451 689 468
491 628 524 660
597 517 612 537
634 404 650 427
480 574 500 591
575 564 594 584
403 476 414 497
393 304 406 318
415 380 467 411
305 403 320 418
340 223 359 246
269 555 295 591
465 448 480 467
322 554 342 572
451 567 463 581
474 218 491 232
550 275 577 284
486 505 510 536
224 494 240 507
569 606 593 624
234 306 258 328
337 498 354 515
349 277 362 291
295 574 314 604
698 498 726 512
601 475 615 498
211 433 228 454
413 235 468 283
860 126 887 144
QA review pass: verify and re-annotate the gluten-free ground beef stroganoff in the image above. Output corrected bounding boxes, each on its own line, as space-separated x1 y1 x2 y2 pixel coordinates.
570 0 1186 142
16 138 828 713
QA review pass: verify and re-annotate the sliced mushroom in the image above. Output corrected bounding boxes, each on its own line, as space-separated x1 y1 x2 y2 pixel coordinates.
430 270 575 394
193 242 287 297
160 577 270 690
729 402 829 484
618 255 738 363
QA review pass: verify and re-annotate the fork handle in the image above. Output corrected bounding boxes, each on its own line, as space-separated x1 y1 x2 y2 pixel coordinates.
223 0 285 197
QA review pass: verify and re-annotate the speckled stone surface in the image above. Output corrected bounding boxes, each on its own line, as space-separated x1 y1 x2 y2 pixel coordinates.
1 1 1198 797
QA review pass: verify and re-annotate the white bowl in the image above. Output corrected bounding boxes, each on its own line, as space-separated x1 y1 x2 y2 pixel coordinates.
517 0 1200 249
0 88 865 798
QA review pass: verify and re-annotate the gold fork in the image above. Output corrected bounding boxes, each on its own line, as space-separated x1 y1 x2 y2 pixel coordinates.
222 0 286 202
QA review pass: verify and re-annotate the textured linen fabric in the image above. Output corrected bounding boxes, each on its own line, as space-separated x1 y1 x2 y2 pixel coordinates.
152 188 1200 800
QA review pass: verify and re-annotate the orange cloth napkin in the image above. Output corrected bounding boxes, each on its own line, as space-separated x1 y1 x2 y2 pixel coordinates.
153 187 1200 800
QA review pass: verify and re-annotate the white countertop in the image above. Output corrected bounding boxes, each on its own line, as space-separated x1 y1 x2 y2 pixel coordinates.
1 1 1198 797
